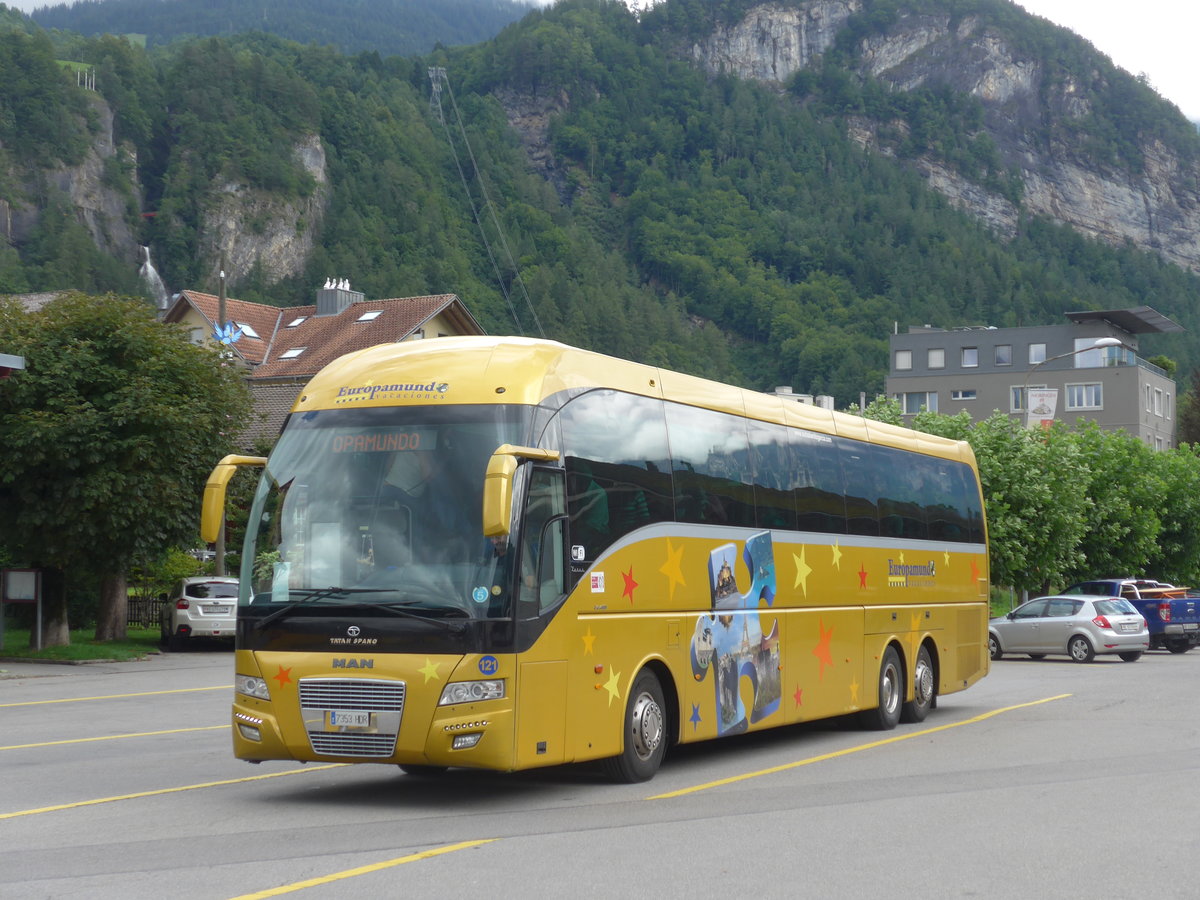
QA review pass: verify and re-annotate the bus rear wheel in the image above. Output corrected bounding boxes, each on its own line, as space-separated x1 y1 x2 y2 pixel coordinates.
900 644 934 723
602 669 666 783
861 646 903 731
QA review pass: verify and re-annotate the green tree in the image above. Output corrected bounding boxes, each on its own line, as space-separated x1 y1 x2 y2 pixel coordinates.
0 292 253 645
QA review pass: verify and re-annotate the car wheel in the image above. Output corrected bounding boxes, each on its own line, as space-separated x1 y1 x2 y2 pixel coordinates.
1027 653 1046 660
1118 651 1142 662
165 629 186 653
901 644 935 723
1166 640 1190 654
988 634 1003 661
860 646 903 730
1068 635 1095 663
602 668 667 783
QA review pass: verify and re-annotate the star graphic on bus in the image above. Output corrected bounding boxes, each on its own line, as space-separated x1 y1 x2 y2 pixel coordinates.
793 684 804 707
581 626 596 655
622 566 638 604
690 703 702 731
604 668 622 706
660 538 686 602
272 665 293 688
419 658 440 683
831 542 842 570
858 564 869 588
793 546 811 595
813 619 834 680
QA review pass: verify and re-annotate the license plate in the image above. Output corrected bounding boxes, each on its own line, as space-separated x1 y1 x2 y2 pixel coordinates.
329 710 371 728
202 605 230 615
1119 623 1139 633
1183 623 1198 631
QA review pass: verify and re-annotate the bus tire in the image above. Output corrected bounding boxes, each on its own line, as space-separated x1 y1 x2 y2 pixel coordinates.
861 646 903 731
602 668 666 783
900 644 934 723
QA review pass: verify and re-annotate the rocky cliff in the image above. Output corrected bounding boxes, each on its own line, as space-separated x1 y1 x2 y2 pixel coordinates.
1 95 142 267
690 2 1200 272
196 133 329 289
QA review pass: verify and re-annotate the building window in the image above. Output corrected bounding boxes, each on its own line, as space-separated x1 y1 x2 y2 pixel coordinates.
898 392 937 414
236 322 260 339
1029 343 1046 365
357 310 383 322
951 389 977 401
927 348 944 369
1066 383 1102 410
278 346 307 360
1155 437 1165 451
1167 393 1172 420
895 350 912 371
1012 385 1044 412
961 347 978 368
1154 389 1163 416
286 316 307 327
1145 384 1152 412
995 345 1012 366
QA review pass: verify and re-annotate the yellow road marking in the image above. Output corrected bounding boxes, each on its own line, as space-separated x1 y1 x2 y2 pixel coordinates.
228 841 497 899
648 693 1072 799
0 764 346 820
0 685 231 708
0 724 229 751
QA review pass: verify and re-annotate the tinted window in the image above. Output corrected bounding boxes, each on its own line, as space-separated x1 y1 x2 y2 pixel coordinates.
185 582 238 599
791 429 847 533
560 391 673 558
747 419 797 530
840 439 879 536
875 444 929 540
1013 600 1049 619
665 404 756 527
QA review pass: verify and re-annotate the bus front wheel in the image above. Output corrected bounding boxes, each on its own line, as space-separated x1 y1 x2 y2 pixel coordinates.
861 646 903 731
602 669 666 783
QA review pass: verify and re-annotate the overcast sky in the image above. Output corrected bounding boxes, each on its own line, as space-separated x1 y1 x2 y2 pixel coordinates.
7 0 1197 120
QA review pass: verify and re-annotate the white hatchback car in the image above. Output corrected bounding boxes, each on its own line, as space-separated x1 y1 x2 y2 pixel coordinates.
160 577 238 650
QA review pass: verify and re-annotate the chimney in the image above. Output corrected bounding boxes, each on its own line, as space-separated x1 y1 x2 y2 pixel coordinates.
315 278 365 316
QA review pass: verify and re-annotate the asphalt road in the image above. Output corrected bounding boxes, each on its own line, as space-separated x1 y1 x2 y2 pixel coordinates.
2 646 1198 899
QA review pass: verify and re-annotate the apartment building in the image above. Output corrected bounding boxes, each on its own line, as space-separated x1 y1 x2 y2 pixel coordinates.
885 307 1181 449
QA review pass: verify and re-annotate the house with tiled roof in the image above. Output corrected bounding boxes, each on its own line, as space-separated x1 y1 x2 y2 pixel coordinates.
163 282 485 445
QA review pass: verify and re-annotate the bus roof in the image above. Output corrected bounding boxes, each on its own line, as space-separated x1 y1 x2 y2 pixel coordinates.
291 336 976 465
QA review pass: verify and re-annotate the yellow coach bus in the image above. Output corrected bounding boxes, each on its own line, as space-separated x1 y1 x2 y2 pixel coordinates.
202 336 989 782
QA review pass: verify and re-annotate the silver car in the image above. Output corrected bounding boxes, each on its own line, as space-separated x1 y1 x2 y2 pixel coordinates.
989 595 1148 663
160 576 238 651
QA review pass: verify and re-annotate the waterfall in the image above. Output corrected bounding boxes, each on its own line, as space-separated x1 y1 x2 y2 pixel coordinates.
139 245 169 310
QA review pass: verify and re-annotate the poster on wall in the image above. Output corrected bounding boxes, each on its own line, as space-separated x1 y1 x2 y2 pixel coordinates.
1026 388 1058 429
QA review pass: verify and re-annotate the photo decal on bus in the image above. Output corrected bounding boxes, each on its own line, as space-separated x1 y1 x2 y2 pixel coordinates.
690 531 782 735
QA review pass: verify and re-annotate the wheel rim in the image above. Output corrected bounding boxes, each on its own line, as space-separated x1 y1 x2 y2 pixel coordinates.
914 656 934 707
1070 639 1087 661
630 690 664 761
881 661 901 716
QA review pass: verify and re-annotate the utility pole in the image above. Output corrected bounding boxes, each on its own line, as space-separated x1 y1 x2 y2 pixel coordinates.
214 261 227 577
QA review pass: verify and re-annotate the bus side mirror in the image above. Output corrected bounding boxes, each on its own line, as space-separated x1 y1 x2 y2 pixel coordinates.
200 454 267 543
482 444 560 537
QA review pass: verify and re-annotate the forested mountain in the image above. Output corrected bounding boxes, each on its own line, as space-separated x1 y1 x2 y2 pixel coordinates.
29 0 536 56
4 0 1200 405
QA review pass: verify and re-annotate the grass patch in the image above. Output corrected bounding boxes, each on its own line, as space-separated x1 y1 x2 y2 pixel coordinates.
0 626 161 662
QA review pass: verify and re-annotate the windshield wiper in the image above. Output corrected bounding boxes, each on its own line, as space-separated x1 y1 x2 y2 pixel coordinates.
254 587 395 630
329 601 470 633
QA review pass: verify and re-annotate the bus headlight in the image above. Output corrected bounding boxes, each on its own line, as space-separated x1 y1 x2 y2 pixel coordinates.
438 679 505 705
236 674 271 700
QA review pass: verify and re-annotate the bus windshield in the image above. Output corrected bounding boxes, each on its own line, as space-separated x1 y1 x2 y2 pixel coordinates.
242 405 532 622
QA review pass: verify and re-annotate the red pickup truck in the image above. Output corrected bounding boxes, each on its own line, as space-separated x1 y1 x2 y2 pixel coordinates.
1063 579 1200 654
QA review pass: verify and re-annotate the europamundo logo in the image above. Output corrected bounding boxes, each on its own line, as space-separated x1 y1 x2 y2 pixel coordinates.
887 559 937 588
335 380 450 403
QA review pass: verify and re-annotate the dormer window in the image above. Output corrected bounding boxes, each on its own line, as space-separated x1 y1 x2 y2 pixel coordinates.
286 316 307 327
357 310 383 322
236 322 260 339
279 347 306 360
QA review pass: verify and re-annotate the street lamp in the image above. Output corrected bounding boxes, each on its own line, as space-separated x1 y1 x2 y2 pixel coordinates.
1021 336 1125 428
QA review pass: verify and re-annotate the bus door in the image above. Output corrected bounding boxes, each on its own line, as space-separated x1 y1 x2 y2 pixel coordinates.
514 466 570 767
